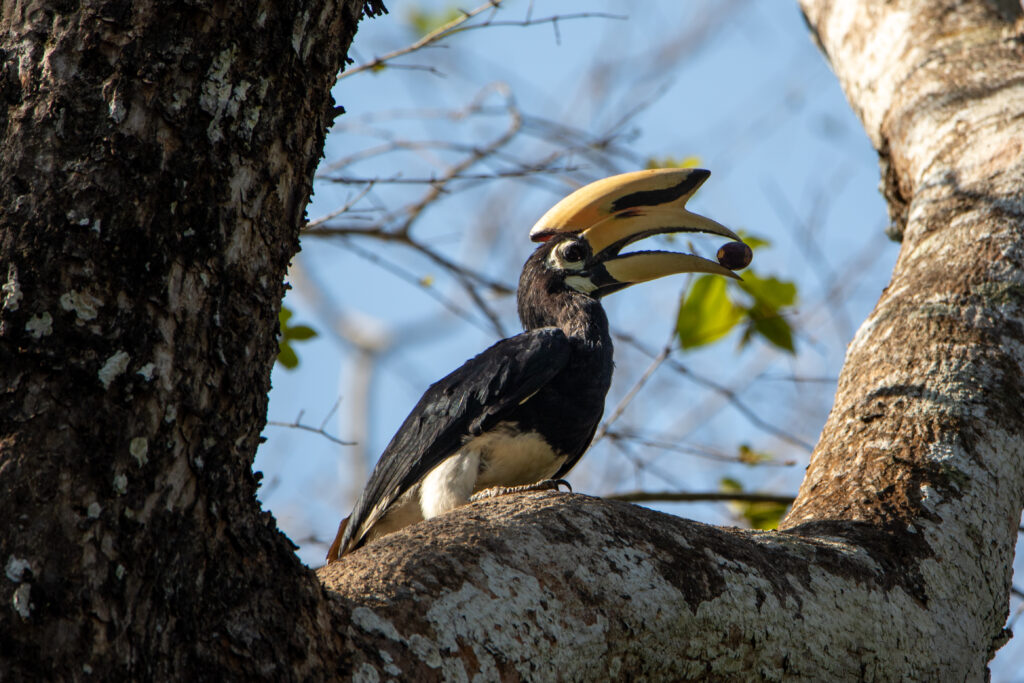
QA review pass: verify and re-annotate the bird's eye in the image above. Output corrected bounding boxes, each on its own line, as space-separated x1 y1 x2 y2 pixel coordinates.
560 241 585 263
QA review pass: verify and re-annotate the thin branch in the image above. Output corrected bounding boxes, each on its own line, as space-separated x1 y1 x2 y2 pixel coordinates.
604 433 687 492
340 1 505 80
320 168 578 185
395 85 523 238
318 396 344 432
607 490 795 505
267 410 354 447
332 236 497 333
306 182 376 229
339 1 624 81
615 332 816 452
591 336 674 446
605 430 797 467
664 356 815 452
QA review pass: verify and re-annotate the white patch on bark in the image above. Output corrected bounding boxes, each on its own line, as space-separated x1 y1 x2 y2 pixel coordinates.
1 264 22 312
200 47 237 143
291 12 311 58
5 556 30 582
351 606 403 641
113 474 128 495
238 81 268 142
406 634 442 669
108 87 127 123
136 362 156 380
98 350 130 389
87 502 101 519
24 312 52 338
130 437 149 466
814 5 915 149
60 290 102 322
12 584 31 618
352 663 380 683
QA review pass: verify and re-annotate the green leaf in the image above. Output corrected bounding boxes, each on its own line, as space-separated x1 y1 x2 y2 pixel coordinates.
277 306 318 370
676 275 743 349
737 272 796 309
645 155 701 170
284 324 317 342
277 343 299 369
406 7 463 37
737 444 773 465
735 230 770 251
720 477 742 493
742 501 789 530
746 308 795 353
732 271 798 354
719 477 789 531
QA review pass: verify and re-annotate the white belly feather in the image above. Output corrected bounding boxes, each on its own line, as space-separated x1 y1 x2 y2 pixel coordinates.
420 425 566 520
362 424 567 545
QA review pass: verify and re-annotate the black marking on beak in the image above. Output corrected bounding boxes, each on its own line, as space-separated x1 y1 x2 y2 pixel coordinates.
609 169 710 213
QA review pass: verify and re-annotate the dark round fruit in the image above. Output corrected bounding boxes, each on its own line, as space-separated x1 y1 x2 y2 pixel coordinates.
717 241 752 270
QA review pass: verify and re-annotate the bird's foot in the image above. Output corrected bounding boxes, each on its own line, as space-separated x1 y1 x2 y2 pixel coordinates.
470 478 572 502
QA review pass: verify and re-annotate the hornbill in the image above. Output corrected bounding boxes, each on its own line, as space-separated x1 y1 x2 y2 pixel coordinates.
327 168 750 562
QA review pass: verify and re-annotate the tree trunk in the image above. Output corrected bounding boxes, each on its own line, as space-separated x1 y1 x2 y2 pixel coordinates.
1 0 381 679
3 0 1023 680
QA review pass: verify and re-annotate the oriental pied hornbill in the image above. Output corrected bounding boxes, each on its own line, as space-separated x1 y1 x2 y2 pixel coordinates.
327 168 750 561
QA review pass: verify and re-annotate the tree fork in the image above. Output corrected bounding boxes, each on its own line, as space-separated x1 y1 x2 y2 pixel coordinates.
321 1 1024 677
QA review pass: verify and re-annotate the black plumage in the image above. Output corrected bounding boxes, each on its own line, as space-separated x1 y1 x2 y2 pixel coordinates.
328 238 613 560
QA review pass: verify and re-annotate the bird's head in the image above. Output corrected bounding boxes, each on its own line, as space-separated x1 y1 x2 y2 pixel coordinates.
524 168 750 300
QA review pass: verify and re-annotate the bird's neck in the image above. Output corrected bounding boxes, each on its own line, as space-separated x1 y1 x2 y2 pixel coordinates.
519 289 611 346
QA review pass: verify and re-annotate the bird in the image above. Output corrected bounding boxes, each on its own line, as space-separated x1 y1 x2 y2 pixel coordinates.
326 168 750 562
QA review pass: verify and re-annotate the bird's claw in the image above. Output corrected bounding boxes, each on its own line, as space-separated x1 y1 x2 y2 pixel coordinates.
470 478 572 502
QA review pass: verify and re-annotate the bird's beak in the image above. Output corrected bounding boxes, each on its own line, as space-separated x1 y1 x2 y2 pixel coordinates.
530 169 746 295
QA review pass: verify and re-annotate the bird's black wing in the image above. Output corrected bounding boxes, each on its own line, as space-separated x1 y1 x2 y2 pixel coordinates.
336 327 571 556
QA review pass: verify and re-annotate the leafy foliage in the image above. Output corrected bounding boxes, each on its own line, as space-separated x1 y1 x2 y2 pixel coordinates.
645 155 701 170
277 306 318 370
720 477 790 530
406 6 464 37
737 443 773 465
736 272 797 353
675 233 797 353
676 276 743 349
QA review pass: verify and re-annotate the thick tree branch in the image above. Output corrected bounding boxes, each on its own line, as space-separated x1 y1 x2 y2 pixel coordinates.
317 1 1024 678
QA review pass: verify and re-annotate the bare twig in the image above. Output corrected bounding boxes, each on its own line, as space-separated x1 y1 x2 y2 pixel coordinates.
605 429 797 467
607 490 795 505
591 336 674 446
320 168 578 185
306 182 376 229
331 236 497 333
339 1 624 81
267 410 354 447
318 396 344 432
615 332 815 452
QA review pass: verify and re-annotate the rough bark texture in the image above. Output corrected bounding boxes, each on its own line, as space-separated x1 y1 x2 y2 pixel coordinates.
0 0 380 679
3 0 1023 680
